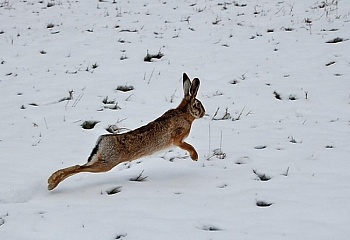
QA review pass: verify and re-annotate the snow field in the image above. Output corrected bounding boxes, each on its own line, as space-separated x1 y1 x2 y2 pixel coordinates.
1 0 349 239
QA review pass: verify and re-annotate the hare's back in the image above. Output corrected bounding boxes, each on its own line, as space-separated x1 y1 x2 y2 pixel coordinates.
99 109 190 161
100 125 170 161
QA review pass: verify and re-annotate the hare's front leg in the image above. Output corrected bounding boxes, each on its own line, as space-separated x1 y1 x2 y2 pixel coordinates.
175 141 198 161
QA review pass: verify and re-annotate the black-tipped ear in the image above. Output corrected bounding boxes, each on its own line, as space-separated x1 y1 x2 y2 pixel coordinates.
183 73 191 97
190 78 200 98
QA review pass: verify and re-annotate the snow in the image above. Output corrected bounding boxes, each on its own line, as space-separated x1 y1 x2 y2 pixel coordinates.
1 0 350 239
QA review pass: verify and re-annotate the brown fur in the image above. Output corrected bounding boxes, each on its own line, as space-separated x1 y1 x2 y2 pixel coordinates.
48 73 205 190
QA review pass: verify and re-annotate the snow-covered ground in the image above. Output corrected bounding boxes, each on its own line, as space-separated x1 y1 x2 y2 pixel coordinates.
1 0 349 239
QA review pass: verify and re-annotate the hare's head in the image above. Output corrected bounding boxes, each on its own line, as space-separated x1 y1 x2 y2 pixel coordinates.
179 73 205 119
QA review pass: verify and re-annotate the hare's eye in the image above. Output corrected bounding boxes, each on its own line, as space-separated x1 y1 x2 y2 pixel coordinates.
194 100 200 108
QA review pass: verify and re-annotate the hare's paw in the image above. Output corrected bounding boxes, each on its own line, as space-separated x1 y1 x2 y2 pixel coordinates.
190 150 198 161
48 181 58 191
47 169 65 190
175 141 199 161
48 173 60 190
47 165 80 190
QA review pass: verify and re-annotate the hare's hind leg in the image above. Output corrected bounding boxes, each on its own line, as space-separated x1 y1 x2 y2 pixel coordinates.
47 160 115 190
48 165 81 190
48 135 119 190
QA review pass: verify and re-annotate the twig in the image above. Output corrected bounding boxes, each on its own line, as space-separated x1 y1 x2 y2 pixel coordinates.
233 107 245 121
169 89 177 103
237 107 245 119
116 118 127 124
275 5 285 15
148 67 155 84
281 167 290 176
207 129 226 160
130 170 148 182
106 186 122 195
213 107 231 120
213 148 226 159
212 107 220 120
220 130 223 151
253 169 271 181
72 93 83 107
208 122 211 159
44 117 48 129
125 94 134 101
32 139 41 147
245 111 252 116
59 90 74 103
73 119 82 124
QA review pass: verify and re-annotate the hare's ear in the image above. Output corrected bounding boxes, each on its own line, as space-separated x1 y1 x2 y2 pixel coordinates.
183 73 191 97
190 78 200 98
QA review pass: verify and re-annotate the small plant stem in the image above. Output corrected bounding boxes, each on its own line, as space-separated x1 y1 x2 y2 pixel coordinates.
220 130 223 151
208 123 211 159
44 117 48 129
212 107 220 120
148 67 155 84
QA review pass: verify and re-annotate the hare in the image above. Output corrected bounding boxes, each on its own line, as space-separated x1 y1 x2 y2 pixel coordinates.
48 73 205 190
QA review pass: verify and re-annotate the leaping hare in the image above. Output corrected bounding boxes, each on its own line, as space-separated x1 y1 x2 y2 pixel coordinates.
48 73 205 190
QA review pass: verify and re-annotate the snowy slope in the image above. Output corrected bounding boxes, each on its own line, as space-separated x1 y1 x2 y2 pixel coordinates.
1 0 350 239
